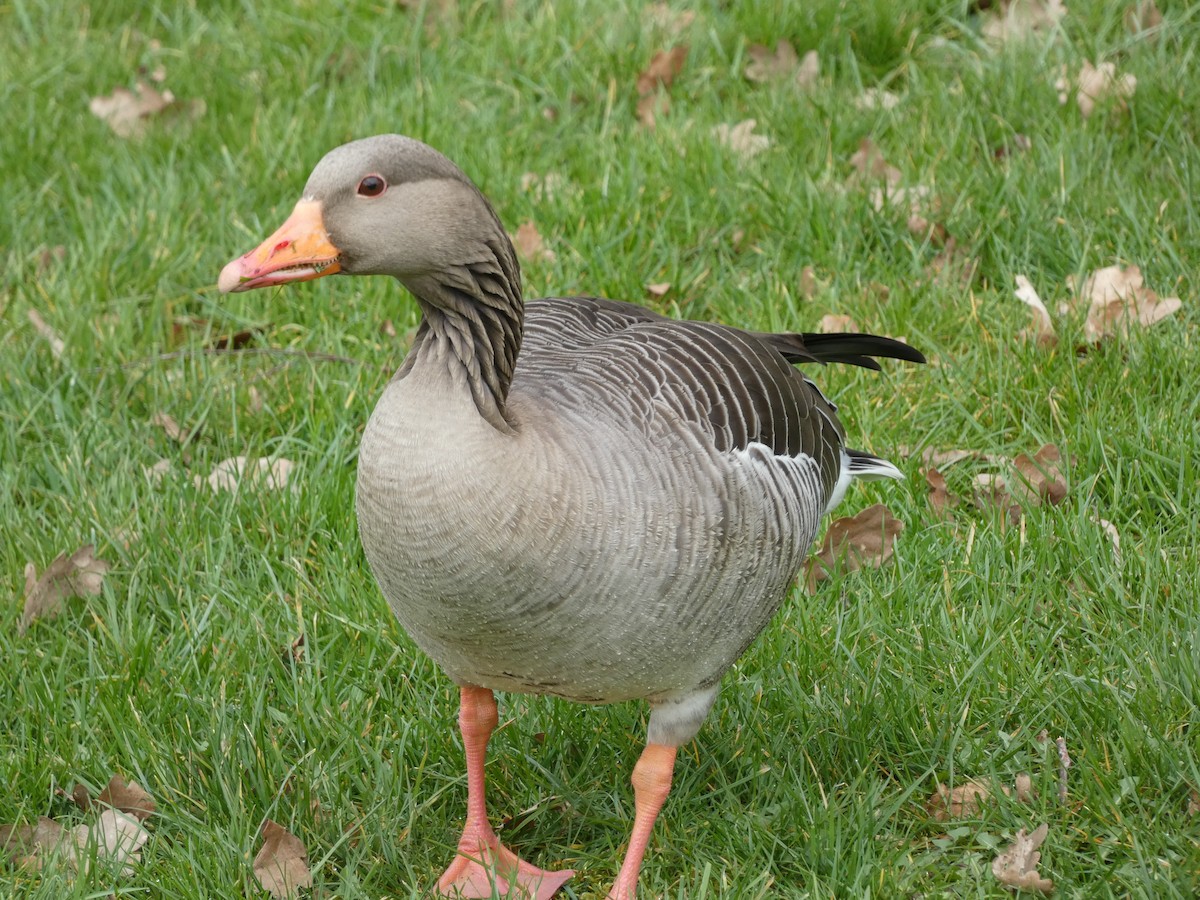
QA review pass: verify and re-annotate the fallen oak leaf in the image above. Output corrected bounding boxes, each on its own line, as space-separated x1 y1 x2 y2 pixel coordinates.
20 545 111 634
510 221 556 265
992 823 1054 893
0 818 72 870
855 87 901 110
1125 0 1162 35
1011 443 1068 506
744 41 819 88
1056 61 1136 118
1014 274 1057 347
927 774 1035 821
712 119 771 160
925 466 959 519
88 80 203 138
818 313 859 333
74 808 150 876
1070 264 1180 343
807 503 904 588
982 0 1067 43
196 456 297 494
253 819 313 899
636 45 688 97
27 309 66 358
97 776 156 822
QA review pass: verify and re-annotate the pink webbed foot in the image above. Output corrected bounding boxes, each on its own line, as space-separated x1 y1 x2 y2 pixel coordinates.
437 838 573 899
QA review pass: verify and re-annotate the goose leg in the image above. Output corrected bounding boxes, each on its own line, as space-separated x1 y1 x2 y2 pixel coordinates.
605 743 678 900
437 686 574 899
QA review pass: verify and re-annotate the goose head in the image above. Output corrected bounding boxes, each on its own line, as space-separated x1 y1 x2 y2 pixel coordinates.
219 135 509 293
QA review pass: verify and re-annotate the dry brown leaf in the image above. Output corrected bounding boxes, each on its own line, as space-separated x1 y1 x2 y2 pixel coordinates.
143 459 173 484
95 776 156 822
77 809 150 876
636 45 688 97
1188 789 1200 816
196 456 297 494
744 41 819 88
807 504 904 588
1015 275 1057 347
0 817 71 870
927 775 1034 820
926 467 959 520
642 3 697 36
1056 61 1136 118
88 81 202 138
645 282 671 299
253 819 313 899
636 91 670 129
982 0 1067 43
1090 514 1121 566
712 120 771 160
848 139 901 186
1055 735 1072 804
27 309 66 358
798 266 818 299
927 780 993 820
818 313 858 333
1011 444 1068 506
21 545 111 634
1071 264 1181 343
1125 0 1162 35
855 87 901 110
973 472 1022 524
511 221 556 265
992 823 1054 893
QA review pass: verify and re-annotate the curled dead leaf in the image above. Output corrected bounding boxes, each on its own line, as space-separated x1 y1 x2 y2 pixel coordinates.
27 309 66 358
253 819 313 899
93 776 156 822
89 80 203 138
1011 443 1068 506
196 456 297 494
1070 264 1181 343
1014 275 1058 347
510 221 556 265
848 139 902 186
20 545 111 635
925 467 959 520
818 313 858 333
1056 61 1136 118
712 119 771 160
744 41 819 88
982 0 1067 43
927 774 1035 821
642 3 697 35
1125 0 1162 35
0 818 71 870
992 823 1054 893
645 282 671 299
807 504 904 588
855 87 901 110
636 45 688 99
76 809 150 876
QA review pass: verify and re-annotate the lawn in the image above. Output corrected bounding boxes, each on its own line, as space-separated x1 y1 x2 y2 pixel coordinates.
2 0 1198 897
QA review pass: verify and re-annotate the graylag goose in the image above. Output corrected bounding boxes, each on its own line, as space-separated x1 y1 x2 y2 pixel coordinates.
219 134 924 899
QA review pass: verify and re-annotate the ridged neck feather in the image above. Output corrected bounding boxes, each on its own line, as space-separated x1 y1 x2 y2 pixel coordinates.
398 234 523 433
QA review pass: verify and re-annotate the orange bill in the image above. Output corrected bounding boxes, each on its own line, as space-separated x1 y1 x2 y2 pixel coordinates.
218 200 342 293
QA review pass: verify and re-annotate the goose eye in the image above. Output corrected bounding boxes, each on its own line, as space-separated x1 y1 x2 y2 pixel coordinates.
357 175 386 197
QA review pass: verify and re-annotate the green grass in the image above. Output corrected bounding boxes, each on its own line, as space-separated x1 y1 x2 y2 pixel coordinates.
2 0 1198 896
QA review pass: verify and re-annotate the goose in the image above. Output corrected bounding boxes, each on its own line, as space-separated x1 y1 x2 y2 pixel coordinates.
218 134 924 899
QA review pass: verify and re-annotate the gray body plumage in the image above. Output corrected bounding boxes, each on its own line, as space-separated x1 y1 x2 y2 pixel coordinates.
280 135 921 747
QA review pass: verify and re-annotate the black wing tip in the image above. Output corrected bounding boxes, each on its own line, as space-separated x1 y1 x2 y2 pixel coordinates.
773 332 927 369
